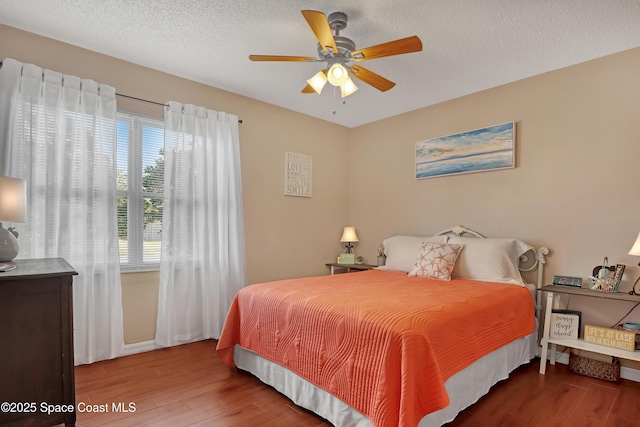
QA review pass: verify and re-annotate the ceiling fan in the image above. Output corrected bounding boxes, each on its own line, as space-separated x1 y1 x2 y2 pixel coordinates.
249 10 423 98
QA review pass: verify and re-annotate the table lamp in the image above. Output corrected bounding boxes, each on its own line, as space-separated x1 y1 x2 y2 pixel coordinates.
340 226 359 254
0 175 26 262
628 231 640 295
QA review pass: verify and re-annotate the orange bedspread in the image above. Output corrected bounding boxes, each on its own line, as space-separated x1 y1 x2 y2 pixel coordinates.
216 270 534 427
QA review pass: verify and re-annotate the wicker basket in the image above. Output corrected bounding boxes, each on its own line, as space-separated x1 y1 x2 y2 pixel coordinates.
568 351 620 381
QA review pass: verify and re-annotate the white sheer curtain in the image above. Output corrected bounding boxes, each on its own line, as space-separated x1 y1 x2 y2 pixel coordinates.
156 101 246 347
0 58 124 365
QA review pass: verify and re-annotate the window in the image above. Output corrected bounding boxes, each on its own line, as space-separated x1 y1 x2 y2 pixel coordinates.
116 112 164 269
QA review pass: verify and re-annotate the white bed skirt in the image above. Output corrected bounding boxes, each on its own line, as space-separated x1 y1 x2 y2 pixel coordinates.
233 332 537 427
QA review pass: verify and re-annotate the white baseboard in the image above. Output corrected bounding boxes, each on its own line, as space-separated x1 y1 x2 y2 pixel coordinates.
620 366 640 382
122 339 162 357
544 348 640 383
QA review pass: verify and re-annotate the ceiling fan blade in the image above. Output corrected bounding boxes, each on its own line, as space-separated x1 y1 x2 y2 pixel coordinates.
349 65 396 92
249 55 316 62
351 36 423 62
301 84 317 93
301 10 338 54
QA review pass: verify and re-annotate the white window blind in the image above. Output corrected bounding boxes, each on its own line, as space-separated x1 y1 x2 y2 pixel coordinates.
116 112 164 269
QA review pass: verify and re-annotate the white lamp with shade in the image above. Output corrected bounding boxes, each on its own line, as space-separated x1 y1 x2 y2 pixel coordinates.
628 232 640 258
0 175 26 262
340 226 359 254
628 231 640 295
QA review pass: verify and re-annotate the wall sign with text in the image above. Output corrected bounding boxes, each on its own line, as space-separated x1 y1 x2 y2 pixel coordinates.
284 152 312 197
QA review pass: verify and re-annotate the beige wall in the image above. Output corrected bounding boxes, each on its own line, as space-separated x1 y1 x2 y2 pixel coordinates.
3 24 640 350
121 271 160 343
348 47 640 331
0 24 350 344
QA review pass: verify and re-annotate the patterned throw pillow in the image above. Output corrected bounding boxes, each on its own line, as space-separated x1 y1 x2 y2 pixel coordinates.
408 242 464 281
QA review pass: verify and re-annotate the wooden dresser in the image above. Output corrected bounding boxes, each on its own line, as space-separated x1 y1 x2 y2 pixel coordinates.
0 258 77 427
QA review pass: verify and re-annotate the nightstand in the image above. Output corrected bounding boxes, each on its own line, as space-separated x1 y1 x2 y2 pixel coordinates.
326 263 376 275
539 284 640 375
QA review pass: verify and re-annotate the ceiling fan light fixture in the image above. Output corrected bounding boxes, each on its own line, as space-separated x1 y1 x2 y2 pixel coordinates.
250 11 422 98
306 71 328 94
340 77 358 98
327 63 348 86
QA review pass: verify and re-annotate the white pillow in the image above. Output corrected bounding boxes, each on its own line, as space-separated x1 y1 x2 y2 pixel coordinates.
408 242 464 281
447 236 533 285
377 235 448 273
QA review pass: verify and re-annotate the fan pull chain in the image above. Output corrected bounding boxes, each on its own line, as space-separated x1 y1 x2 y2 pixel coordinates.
332 86 337 115
330 87 348 115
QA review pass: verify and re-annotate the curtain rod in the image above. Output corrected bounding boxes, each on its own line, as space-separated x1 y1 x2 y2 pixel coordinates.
116 93 243 123
0 61 242 123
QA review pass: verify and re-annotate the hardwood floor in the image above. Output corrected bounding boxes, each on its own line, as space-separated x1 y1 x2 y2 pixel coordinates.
448 359 640 427
70 340 640 426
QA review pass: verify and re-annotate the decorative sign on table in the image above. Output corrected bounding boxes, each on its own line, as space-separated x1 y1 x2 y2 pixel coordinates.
284 152 312 197
584 324 635 351
550 313 579 340
338 253 355 265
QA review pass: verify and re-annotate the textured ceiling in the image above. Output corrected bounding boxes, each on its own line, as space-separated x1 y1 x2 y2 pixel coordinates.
1 0 640 127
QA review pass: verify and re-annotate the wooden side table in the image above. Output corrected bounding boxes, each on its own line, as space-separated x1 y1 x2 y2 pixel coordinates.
326 263 376 275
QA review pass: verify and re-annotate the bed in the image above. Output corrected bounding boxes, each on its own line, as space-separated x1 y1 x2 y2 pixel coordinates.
216 226 549 427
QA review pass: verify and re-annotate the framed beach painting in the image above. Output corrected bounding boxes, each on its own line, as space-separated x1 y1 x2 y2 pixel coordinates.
415 122 515 179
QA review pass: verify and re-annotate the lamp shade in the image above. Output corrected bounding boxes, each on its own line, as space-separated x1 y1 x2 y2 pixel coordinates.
327 64 349 86
0 175 26 262
306 70 328 94
340 77 358 98
629 231 640 256
0 175 26 222
340 226 359 243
